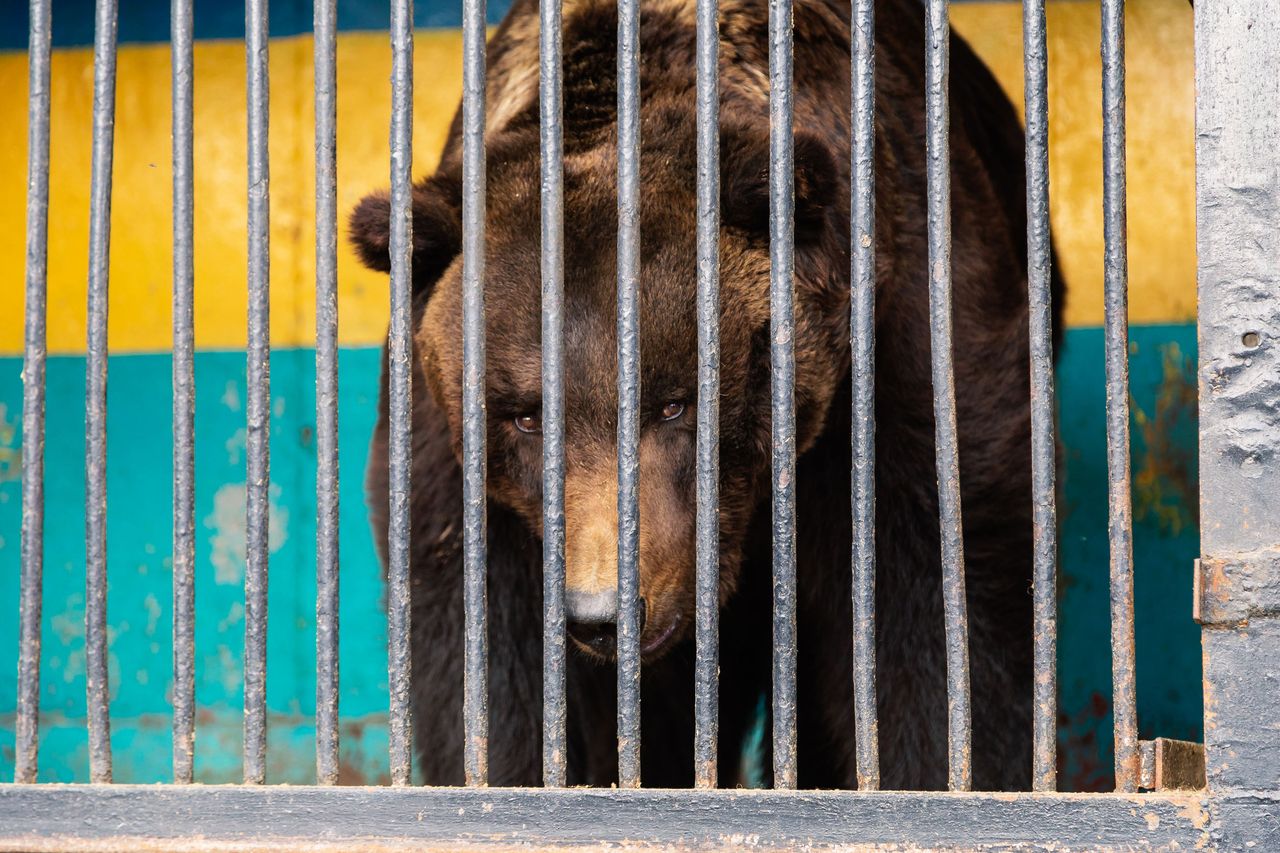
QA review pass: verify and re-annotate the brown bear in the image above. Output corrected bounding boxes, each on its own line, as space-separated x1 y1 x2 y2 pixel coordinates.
351 0 1062 790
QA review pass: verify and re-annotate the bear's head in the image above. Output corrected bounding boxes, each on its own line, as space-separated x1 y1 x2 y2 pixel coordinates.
351 98 848 662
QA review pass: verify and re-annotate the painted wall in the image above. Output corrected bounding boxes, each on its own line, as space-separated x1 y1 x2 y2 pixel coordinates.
0 0 1199 790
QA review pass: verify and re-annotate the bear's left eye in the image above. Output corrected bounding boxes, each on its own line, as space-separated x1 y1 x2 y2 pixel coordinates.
660 401 685 421
514 413 542 434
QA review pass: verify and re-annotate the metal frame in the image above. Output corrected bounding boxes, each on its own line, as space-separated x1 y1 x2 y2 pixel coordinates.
0 786 1215 850
6 0 1280 848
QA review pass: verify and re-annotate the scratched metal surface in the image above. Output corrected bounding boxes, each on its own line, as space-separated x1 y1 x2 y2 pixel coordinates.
0 785 1214 850
1194 2 1280 841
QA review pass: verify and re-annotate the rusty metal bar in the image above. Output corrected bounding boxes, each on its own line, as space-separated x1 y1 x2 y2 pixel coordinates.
171 0 196 786
540 0 568 790
243 0 271 787
85 0 119 787
386 0 415 788
1100 0 1138 795
850 0 879 793
313 0 340 788
15 0 52 787
461 0 490 789
769 0 798 791
693 0 721 791
924 0 972 793
1023 0 1057 793
616 0 643 789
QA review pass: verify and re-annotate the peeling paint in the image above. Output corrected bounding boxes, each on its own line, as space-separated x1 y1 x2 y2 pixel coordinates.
221 380 241 412
205 481 289 585
225 427 247 466
0 402 19 483
1131 342 1199 538
143 594 161 637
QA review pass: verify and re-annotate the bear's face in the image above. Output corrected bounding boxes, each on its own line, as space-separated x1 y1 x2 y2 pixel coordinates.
352 109 847 662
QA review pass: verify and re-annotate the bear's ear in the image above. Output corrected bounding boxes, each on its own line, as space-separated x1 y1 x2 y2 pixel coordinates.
348 172 463 295
720 121 838 243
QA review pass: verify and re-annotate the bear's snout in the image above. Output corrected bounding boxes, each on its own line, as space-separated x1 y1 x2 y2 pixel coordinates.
561 461 692 662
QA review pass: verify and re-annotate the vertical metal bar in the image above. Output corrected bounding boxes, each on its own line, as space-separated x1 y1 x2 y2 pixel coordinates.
85 0 119 787
616 0 643 790
243 0 271 787
15 0 52 787
387 0 415 788
768 0 797 792
924 0 972 793
849 0 879 793
1023 0 1057 794
461 0 490 789
313 0 340 788
693 0 720 791
171 0 196 786
540 0 568 790
1101 0 1137 794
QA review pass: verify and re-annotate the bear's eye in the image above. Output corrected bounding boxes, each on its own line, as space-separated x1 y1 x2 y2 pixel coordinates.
660 401 686 421
514 413 542 434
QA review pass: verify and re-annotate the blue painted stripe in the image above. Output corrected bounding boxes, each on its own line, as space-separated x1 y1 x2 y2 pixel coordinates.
0 327 1201 787
0 348 394 783
1 0 516 52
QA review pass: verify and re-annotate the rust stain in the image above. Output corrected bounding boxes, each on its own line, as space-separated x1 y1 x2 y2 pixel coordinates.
1130 342 1198 538
1058 691 1113 792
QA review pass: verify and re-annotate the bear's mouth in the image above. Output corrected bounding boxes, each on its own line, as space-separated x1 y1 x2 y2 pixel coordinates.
639 612 682 658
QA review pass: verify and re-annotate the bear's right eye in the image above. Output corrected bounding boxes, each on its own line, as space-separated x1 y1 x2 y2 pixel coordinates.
514 413 542 434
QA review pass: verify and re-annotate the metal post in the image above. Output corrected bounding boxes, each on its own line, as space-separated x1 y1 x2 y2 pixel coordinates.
387 0 415 789
243 0 271 786
85 0 120 787
1194 0 1280 845
1100 0 1138 795
314 0 340 788
540 0 568 790
171 0 196 786
850 0 880 793
693 0 721 791
461 0 490 789
15 0 53 787
769 0 798 791
616 0 643 790
1023 0 1058 794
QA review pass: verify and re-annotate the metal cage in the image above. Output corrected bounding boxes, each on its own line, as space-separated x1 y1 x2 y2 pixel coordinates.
3 0 1279 849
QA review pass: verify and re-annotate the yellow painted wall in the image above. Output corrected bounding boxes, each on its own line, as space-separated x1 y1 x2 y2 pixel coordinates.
955 0 1196 331
0 0 1195 355
0 32 464 355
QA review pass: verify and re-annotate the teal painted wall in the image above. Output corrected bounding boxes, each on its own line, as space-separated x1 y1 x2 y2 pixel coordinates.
0 348 393 784
0 325 1201 789
1055 325 1201 790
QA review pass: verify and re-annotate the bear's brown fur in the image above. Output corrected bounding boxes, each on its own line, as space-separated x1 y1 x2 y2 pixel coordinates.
352 0 1063 789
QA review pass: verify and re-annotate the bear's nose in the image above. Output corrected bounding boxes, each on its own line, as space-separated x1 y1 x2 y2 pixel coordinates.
566 589 616 624
566 619 617 656
566 594 647 657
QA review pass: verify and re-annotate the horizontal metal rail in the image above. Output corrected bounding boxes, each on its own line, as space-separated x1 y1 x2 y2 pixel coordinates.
0 786 1211 850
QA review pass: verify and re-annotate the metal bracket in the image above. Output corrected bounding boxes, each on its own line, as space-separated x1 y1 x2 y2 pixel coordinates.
1194 551 1280 626
1139 738 1206 792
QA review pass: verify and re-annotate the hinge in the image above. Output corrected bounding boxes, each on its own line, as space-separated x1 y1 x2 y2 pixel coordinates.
1195 550 1280 626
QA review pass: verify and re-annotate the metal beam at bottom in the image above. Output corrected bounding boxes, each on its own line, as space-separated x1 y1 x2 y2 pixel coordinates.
0 784 1209 851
